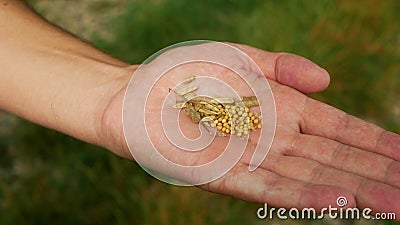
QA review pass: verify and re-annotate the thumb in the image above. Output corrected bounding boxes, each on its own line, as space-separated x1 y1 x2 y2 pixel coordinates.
229 43 330 93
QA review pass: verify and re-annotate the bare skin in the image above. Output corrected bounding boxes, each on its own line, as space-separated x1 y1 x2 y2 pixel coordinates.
1 0 399 220
117 49 400 215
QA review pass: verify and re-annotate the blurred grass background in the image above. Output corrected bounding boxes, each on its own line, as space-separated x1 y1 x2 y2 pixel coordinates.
0 0 399 224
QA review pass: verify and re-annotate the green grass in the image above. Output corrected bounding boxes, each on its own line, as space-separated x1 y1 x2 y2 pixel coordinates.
1 0 399 224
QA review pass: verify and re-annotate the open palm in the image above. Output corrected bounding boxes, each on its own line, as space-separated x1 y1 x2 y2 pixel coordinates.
103 43 400 219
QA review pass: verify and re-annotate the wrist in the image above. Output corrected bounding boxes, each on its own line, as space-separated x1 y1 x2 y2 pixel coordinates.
96 65 137 160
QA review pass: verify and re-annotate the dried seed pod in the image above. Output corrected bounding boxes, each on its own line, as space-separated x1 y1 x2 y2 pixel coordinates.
183 92 196 100
173 102 187 109
201 122 212 135
201 116 214 122
182 76 196 84
198 108 221 115
200 102 220 113
241 96 259 107
176 85 199 96
210 97 235 104
186 103 201 123
185 96 210 104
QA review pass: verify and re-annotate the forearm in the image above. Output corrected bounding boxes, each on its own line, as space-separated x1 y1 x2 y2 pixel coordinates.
0 1 132 152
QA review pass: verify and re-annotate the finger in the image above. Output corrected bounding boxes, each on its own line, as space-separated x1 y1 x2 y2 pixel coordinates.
264 155 400 216
355 179 400 220
301 97 400 161
228 43 330 93
205 163 355 211
284 133 400 188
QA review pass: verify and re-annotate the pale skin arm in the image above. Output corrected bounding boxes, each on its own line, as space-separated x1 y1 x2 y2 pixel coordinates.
1 0 400 220
0 0 133 156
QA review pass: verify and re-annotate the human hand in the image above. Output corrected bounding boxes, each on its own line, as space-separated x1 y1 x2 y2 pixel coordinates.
101 43 400 219
2 1 397 220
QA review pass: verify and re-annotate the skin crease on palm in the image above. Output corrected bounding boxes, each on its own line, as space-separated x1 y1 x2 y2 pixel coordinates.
114 43 400 219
